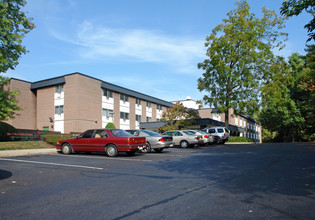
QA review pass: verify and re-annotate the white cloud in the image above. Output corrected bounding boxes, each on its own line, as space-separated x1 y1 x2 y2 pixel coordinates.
51 21 206 74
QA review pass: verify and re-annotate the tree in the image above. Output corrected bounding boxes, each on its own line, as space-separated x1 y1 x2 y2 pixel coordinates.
295 45 315 140
0 0 35 73
159 102 198 133
260 53 314 142
280 0 315 42
0 0 34 120
0 77 21 120
260 93 305 142
198 0 287 128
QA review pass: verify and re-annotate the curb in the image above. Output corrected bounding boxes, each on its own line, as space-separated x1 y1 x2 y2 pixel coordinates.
0 148 57 158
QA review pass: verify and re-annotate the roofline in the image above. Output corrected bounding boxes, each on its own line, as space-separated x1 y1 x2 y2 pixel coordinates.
26 72 173 107
9 78 31 84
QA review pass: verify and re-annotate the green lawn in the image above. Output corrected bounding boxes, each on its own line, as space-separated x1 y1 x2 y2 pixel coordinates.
0 141 55 151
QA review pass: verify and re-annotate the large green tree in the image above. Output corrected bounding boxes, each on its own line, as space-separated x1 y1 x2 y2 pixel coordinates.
0 0 35 73
259 61 305 142
160 102 198 133
0 0 34 120
260 50 314 142
197 0 287 128
280 0 315 42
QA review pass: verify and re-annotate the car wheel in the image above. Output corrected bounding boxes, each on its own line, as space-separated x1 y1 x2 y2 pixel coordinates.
62 143 72 155
180 140 189 148
154 148 163 153
126 151 136 156
106 144 118 157
142 142 151 153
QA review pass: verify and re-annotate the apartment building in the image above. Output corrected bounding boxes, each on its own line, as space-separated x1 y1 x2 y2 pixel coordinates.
4 72 173 133
169 97 262 142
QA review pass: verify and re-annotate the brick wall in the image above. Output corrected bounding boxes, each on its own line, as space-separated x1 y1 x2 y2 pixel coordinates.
64 74 102 133
5 79 36 129
37 86 54 131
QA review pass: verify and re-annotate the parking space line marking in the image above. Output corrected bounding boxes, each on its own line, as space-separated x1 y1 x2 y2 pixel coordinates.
0 158 104 170
55 154 153 162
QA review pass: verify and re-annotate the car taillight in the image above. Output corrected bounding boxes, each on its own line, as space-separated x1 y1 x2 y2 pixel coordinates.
204 135 209 138
224 133 226 137
159 137 165 141
194 137 199 140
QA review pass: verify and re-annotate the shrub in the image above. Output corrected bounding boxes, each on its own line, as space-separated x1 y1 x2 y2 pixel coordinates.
0 122 16 141
227 136 254 143
42 134 72 145
105 122 116 129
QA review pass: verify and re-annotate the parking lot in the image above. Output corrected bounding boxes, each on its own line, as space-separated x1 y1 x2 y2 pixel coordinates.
1 143 314 220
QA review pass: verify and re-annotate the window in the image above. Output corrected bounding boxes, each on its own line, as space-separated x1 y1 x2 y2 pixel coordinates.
120 94 129 102
136 114 142 122
136 98 141 106
94 130 108 138
110 129 133 137
217 128 224 133
102 108 114 117
146 117 151 122
55 105 64 115
120 112 129 120
103 89 113 98
209 129 216 133
55 85 64 94
156 104 162 110
81 130 94 138
146 101 152 108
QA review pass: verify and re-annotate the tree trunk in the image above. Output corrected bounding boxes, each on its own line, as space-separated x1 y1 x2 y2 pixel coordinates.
225 109 229 128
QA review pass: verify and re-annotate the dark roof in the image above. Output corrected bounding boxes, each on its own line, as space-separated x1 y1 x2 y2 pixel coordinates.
140 118 246 133
101 81 172 107
29 72 173 107
30 76 65 90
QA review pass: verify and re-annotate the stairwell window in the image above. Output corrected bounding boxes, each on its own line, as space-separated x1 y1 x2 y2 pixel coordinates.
55 105 64 115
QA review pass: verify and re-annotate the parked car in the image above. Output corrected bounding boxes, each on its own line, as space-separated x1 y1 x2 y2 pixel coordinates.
183 130 214 145
162 130 203 148
126 129 174 153
201 127 230 144
56 129 147 157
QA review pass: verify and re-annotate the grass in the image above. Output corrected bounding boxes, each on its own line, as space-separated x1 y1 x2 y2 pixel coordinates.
0 141 55 151
227 136 255 142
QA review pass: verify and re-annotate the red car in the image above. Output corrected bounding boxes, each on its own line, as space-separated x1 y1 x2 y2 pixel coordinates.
56 129 147 157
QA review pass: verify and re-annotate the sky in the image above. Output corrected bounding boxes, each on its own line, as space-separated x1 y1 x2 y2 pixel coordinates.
5 0 313 104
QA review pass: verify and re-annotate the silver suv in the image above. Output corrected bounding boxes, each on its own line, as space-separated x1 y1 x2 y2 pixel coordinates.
201 127 230 144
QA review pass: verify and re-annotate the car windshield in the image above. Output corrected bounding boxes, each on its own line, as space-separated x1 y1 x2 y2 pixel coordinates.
143 130 160 136
110 129 133 137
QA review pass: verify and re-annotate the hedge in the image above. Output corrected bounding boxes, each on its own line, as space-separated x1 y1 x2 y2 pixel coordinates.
227 136 254 143
42 134 72 146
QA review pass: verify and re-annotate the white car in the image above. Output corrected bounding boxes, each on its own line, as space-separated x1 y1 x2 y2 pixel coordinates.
183 130 214 145
162 130 203 148
201 127 230 144
126 130 174 153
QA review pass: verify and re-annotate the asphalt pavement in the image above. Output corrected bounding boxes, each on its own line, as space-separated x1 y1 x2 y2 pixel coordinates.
0 143 314 220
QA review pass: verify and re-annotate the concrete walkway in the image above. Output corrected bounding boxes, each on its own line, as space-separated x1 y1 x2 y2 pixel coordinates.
0 148 57 157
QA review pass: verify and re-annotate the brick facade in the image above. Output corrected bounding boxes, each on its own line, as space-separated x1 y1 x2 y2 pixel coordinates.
3 73 172 133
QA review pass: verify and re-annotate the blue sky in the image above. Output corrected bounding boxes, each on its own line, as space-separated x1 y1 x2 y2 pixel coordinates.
5 0 312 103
